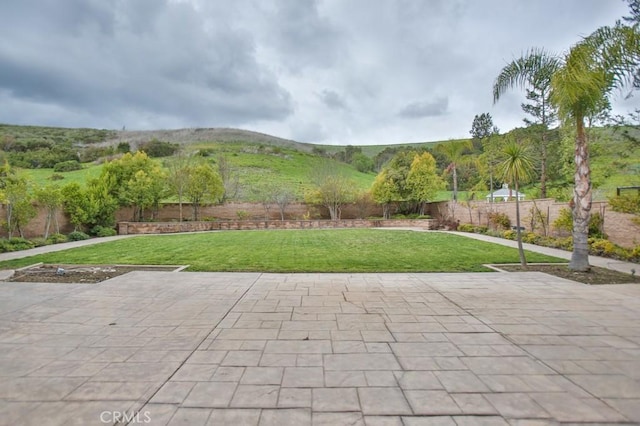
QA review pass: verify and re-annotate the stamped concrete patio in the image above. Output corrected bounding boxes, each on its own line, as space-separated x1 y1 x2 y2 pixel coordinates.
1 268 639 425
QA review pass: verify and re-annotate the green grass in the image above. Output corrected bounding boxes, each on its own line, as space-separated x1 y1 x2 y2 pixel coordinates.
18 164 103 187
0 229 563 272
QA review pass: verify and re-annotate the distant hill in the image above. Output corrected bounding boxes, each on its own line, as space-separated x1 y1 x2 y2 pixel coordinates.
2 123 639 201
104 127 319 153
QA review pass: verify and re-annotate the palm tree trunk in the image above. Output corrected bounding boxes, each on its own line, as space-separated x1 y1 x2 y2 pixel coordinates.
569 116 591 272
515 178 527 268
452 165 458 202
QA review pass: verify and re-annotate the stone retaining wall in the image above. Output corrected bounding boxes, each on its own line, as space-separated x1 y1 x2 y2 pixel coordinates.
118 219 434 235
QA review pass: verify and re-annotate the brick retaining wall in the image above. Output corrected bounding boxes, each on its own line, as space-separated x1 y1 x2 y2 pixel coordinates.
118 219 434 235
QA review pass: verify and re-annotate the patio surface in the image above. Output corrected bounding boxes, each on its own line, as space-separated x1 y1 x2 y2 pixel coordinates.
1 269 640 425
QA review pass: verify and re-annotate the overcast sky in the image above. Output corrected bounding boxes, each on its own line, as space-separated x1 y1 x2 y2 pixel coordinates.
0 0 636 145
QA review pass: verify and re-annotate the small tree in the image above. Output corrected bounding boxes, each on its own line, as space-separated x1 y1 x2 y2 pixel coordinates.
186 162 224 220
498 140 536 267
306 161 354 220
216 154 241 202
1 177 36 238
61 181 118 232
34 184 63 238
274 187 295 221
165 152 195 222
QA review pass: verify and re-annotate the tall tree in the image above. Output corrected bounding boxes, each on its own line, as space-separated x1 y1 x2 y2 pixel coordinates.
493 48 561 198
470 113 496 152
436 140 473 202
493 19 640 271
471 113 501 200
498 140 536 268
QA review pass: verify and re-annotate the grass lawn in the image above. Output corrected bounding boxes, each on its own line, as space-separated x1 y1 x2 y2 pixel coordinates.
0 230 563 273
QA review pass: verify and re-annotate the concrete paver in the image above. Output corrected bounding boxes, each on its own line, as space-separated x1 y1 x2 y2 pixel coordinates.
1 247 640 424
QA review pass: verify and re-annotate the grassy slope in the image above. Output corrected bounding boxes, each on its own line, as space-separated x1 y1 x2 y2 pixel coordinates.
3 124 639 200
0 230 562 272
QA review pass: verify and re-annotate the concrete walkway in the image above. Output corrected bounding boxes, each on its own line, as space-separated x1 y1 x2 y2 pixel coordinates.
0 230 639 425
445 231 639 275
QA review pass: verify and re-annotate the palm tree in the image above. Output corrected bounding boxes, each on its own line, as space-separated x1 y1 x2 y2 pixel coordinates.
493 22 640 271
436 140 472 202
493 48 561 199
498 140 535 267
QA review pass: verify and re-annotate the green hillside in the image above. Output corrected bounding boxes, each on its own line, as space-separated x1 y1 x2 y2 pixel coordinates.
1 123 639 202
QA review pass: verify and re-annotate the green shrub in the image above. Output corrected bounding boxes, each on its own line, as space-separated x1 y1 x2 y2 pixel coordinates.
522 232 539 244
588 238 616 256
0 239 13 253
91 225 117 237
137 139 179 158
236 210 250 220
588 212 606 239
48 173 65 181
503 230 516 240
608 193 640 215
30 237 51 247
458 224 488 234
457 224 475 232
46 233 68 244
553 208 573 234
53 160 83 172
488 212 511 230
68 231 90 241
553 208 607 238
7 237 35 251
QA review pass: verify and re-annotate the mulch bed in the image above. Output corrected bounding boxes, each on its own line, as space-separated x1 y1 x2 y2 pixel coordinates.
6 264 180 284
497 264 640 285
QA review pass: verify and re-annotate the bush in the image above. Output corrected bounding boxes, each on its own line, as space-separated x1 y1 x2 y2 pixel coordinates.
502 230 516 240
236 210 250 220
588 212 606 239
0 239 13 253
138 139 179 157
608 193 640 215
553 208 573 234
46 233 68 244
457 224 475 232
553 207 606 238
488 212 511 230
53 160 83 172
68 231 90 241
30 237 51 247
91 225 117 237
7 237 35 251
457 224 488 234
522 232 539 244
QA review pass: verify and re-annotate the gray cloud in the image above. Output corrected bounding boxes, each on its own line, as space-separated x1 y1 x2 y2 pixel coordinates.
399 97 449 119
0 0 293 128
318 90 348 110
0 0 635 143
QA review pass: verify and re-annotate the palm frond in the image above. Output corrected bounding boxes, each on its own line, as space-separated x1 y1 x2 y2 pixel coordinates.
493 48 561 103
